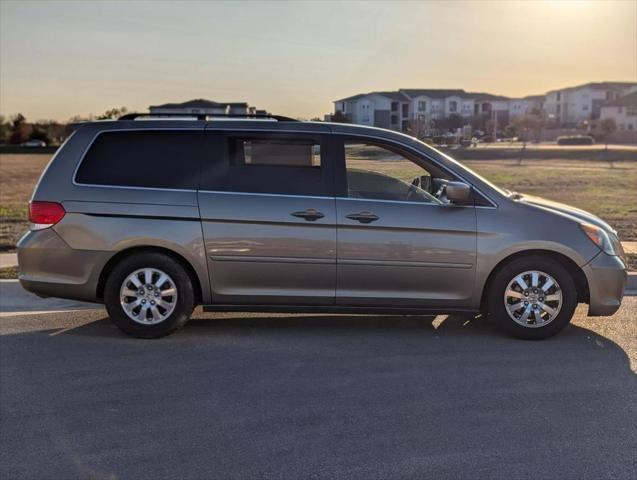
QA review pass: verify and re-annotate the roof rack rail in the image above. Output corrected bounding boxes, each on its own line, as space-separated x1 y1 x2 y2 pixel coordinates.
118 113 298 122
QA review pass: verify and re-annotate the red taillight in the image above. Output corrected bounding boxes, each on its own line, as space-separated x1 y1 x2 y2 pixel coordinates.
28 201 65 228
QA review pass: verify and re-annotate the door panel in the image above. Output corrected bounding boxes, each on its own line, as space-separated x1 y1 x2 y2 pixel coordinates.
336 199 476 307
333 136 477 308
198 130 336 305
199 192 336 304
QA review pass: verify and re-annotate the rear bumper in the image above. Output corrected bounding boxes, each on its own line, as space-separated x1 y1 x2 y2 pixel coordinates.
583 252 627 316
17 228 109 303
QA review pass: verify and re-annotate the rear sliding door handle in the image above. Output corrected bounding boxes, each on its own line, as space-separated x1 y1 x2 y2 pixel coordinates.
345 211 379 224
290 209 325 221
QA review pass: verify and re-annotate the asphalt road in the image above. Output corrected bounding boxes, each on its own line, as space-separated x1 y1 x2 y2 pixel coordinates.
1 300 635 480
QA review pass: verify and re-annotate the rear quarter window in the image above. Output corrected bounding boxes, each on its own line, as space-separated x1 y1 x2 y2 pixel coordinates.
75 130 202 189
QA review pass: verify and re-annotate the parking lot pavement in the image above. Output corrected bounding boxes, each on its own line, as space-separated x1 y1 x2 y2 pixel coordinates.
1 300 635 480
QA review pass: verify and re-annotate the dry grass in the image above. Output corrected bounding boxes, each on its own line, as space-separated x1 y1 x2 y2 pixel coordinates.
0 266 18 279
0 154 51 251
1 152 635 253
465 158 637 241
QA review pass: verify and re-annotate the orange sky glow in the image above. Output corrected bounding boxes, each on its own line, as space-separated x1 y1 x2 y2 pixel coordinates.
1 0 636 121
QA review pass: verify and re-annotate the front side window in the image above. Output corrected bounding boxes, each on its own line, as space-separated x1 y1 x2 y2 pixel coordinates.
344 142 441 204
202 133 328 196
418 101 427 111
75 130 202 189
449 101 458 112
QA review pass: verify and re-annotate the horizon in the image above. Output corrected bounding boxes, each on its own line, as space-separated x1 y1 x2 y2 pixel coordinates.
1 0 636 121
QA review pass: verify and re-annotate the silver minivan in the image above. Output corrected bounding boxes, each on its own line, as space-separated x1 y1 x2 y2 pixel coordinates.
17 114 627 339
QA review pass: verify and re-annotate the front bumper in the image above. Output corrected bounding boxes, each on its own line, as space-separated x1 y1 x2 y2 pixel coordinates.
583 251 627 316
17 228 110 303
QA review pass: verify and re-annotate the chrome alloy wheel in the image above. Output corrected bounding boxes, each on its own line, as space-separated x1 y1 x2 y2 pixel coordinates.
504 270 563 328
119 268 178 325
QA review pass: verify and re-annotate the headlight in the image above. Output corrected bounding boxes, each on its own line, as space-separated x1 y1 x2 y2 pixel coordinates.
580 223 623 256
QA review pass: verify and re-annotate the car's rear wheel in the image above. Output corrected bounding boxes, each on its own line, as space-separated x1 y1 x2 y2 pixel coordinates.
104 252 195 338
486 256 578 340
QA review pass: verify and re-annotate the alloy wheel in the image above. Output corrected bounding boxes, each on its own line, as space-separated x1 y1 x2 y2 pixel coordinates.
503 270 563 328
119 268 178 325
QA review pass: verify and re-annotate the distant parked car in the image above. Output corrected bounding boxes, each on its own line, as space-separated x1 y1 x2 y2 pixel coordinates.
556 135 594 146
21 139 46 148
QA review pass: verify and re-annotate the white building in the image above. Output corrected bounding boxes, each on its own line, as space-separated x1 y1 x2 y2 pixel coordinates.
334 82 636 133
334 91 410 131
149 99 262 116
600 91 637 132
400 89 470 121
334 89 546 132
543 82 637 126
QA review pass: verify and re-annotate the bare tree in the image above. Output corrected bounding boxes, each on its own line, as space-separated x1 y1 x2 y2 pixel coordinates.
599 118 617 152
8 113 32 144
97 107 129 120
513 115 531 150
0 115 10 145
513 113 545 149
408 116 429 140
331 111 349 123
530 114 545 143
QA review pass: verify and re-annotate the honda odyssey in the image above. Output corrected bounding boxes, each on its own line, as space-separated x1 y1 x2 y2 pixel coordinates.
17 114 627 339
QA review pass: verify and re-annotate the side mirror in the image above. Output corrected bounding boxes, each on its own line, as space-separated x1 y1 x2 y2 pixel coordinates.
445 181 472 204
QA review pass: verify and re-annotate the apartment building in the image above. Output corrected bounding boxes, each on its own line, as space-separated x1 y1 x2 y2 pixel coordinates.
334 89 535 132
399 89 470 121
543 82 637 126
600 91 637 132
334 91 411 130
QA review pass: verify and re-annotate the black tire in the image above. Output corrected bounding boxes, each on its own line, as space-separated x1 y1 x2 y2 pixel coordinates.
486 256 578 340
104 252 195 338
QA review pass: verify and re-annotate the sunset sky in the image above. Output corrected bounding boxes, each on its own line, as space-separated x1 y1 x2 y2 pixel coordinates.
1 0 636 121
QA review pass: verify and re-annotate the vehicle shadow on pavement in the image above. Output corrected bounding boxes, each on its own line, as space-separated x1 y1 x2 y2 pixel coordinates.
62 312 484 338
2 311 635 479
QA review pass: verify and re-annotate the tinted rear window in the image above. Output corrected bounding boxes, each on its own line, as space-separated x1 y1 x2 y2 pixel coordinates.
75 131 202 189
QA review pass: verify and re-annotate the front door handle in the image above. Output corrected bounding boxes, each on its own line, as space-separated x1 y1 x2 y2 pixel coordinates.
346 211 379 224
291 209 325 221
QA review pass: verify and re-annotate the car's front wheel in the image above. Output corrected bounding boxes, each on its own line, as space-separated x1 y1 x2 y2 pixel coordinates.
486 256 578 340
104 252 195 338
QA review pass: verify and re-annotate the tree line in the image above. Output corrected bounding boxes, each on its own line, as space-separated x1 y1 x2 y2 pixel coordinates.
0 107 128 146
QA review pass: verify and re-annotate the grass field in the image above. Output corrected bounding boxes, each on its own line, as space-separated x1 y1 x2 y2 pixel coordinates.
1 153 636 254
0 154 50 252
